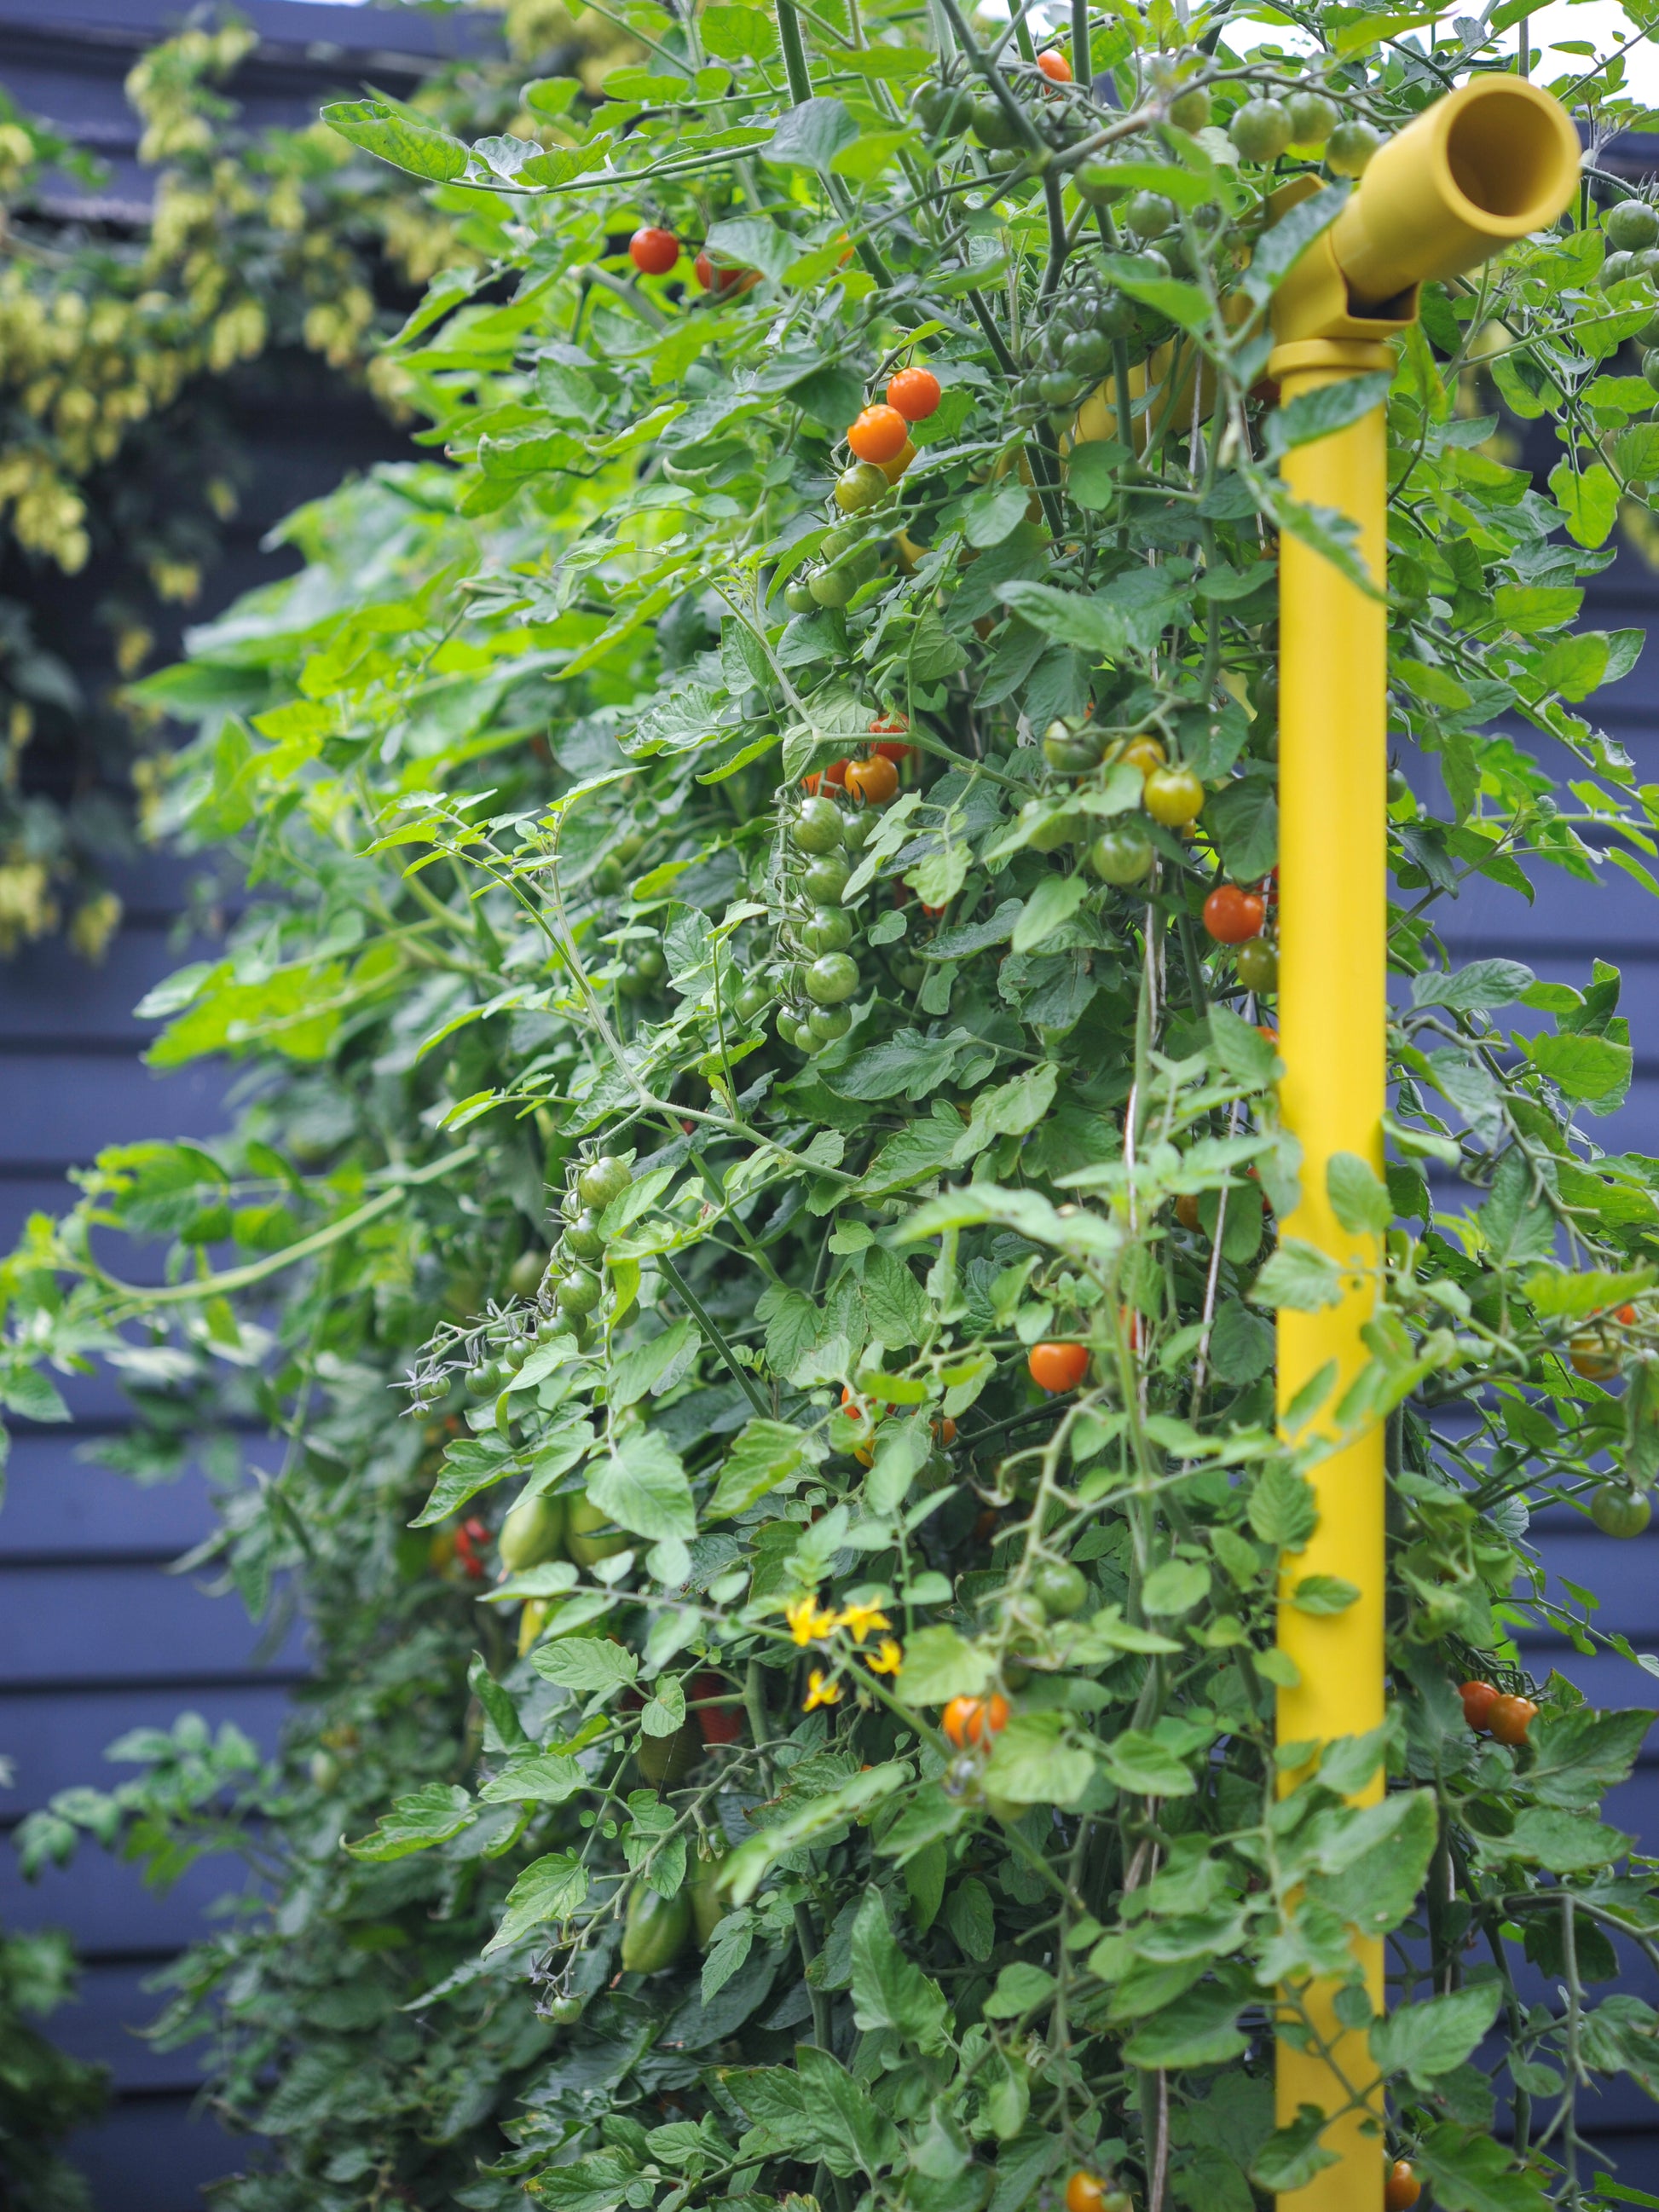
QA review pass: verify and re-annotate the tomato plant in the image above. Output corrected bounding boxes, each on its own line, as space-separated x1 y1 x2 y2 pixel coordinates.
7 4 1659 2208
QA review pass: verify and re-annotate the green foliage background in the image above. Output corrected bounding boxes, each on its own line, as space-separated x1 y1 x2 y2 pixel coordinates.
10 0 1659 2207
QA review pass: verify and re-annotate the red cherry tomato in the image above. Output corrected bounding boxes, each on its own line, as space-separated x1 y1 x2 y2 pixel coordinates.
1028 1341 1089 1394
942 1693 1010 1747
629 226 679 275
1616 1302 1638 1325
1203 883 1265 944
870 713 913 762
1460 1679 1500 1732
693 1670 743 1746
801 759 849 796
1384 2161 1421 2212
845 754 899 806
847 404 910 465
886 367 942 422
694 250 754 296
1489 1693 1538 1747
1037 48 1073 80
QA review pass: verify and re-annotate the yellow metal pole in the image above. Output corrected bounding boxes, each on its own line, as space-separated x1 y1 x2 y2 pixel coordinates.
1265 74 1581 2212
1271 338 1392 2212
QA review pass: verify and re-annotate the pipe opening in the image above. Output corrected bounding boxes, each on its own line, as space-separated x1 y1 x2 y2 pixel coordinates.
1444 87 1576 226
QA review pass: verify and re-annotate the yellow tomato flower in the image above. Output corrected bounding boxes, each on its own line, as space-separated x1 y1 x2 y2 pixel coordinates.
835 1601 891 1645
785 1595 838 1646
803 1668 842 1711
865 1637 904 1677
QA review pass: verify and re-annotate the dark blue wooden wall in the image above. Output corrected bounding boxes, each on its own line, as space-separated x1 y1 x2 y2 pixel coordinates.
0 5 488 2203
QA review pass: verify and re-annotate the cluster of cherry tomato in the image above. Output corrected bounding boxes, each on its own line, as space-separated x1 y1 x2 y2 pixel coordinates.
1567 1300 1638 1379
766 725 916 1053
783 367 940 608
627 224 759 297
429 1515 491 1584
1460 1677 1539 1747
1202 875 1277 993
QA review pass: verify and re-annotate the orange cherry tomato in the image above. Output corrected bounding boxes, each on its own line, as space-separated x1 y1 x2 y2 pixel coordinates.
801 759 848 797
845 754 900 806
1460 1679 1500 1732
935 1415 957 1446
1616 1302 1638 1325
1175 1193 1201 1233
1489 1693 1538 1747
1028 1341 1089 1394
1202 884 1265 944
1066 2177 1108 2212
1569 1332 1619 1379
887 366 941 422
942 1693 1010 1747
847 403 910 465
629 226 679 275
694 251 755 296
1037 48 1073 80
1384 2161 1421 2212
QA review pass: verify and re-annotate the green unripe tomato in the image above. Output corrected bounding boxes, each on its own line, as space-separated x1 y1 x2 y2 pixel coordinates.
802 854 851 907
592 856 625 897
801 906 855 955
535 1312 565 1343
465 1360 500 1397
577 1155 632 1212
507 1249 545 1297
790 794 847 855
1591 1484 1652 1538
1228 97 1291 163
1634 246 1659 285
546 1993 585 2026
806 1002 853 1043
809 566 855 608
500 1491 566 1574
621 1882 692 1973
1167 84 1211 131
840 807 874 852
1043 718 1104 773
1061 328 1113 378
1030 1558 1090 1618
565 1210 606 1261
835 461 889 513
1074 159 1125 206
1022 802 1086 852
1602 250 1636 290
777 1006 808 1049
784 577 817 614
891 954 926 991
971 95 1020 151
1285 90 1338 146
500 1337 529 1372
689 1836 729 1947
555 1268 604 1318
1325 119 1381 176
1038 367 1086 407
914 78 973 137
1090 821 1154 884
1143 764 1205 827
1643 348 1659 393
1607 199 1659 252
806 952 860 1005
565 1492 630 1565
1124 188 1176 239
734 978 770 1022
1234 937 1279 992
309 1748 339 1790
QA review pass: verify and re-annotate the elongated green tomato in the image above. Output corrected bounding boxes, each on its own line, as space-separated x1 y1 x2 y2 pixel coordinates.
1090 821 1154 884
790 794 847 855
801 906 855 955
806 953 860 1006
577 1154 632 1211
639 1718 700 1786
565 1493 630 1566
500 1491 566 1574
1591 1484 1651 1538
620 1882 692 1973
689 1834 729 1947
